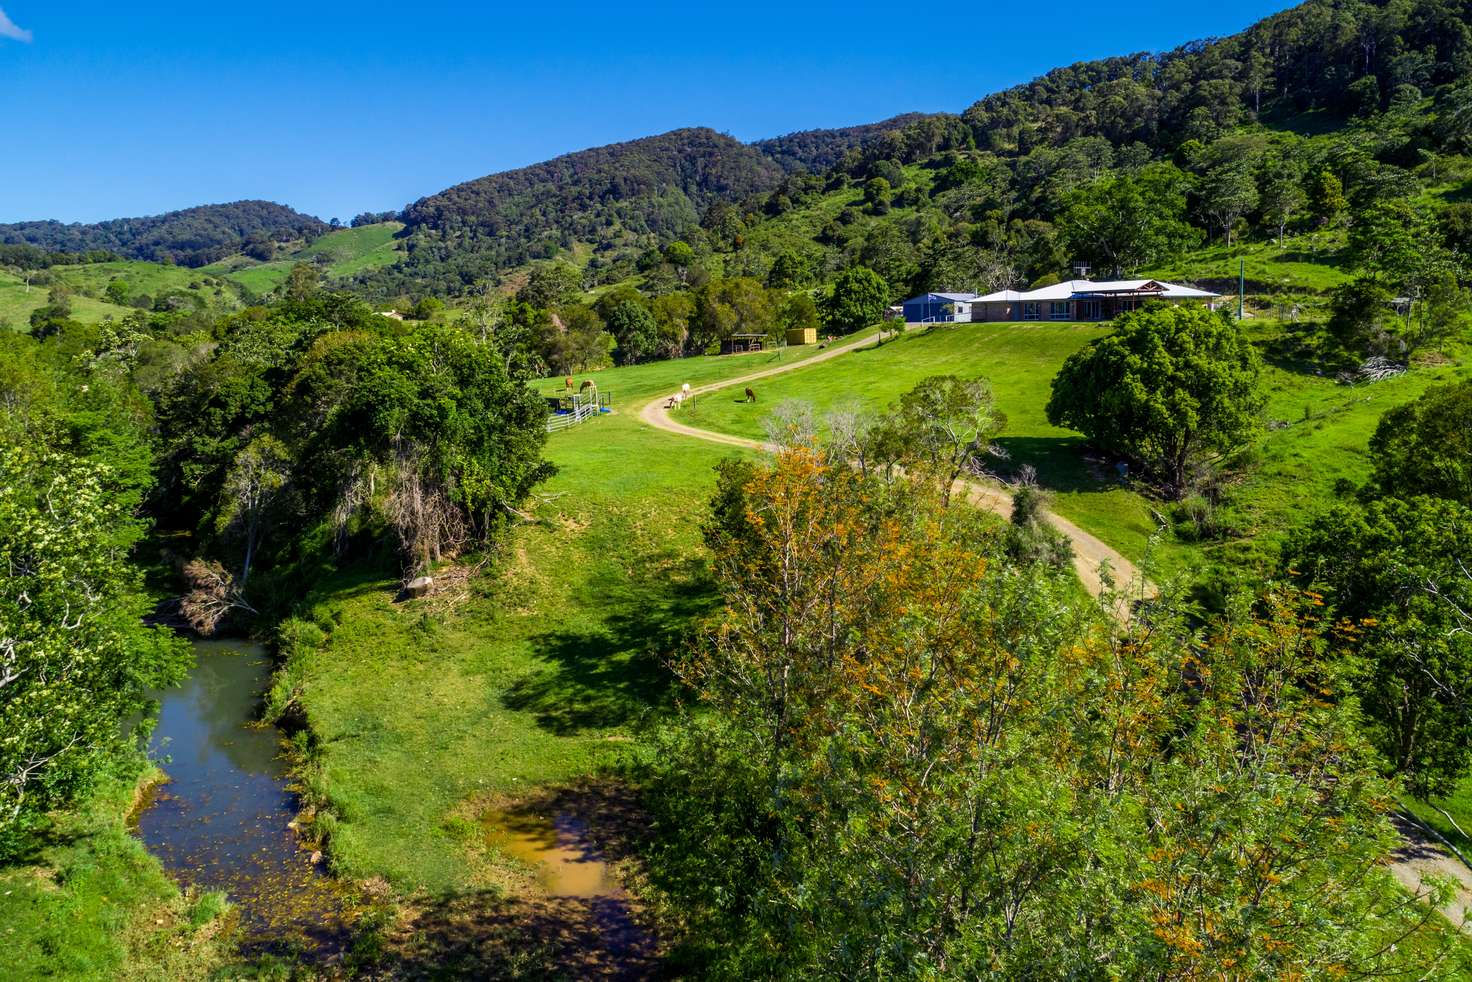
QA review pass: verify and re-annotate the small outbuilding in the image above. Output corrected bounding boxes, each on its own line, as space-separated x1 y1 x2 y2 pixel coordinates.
785 327 818 346
720 333 768 355
901 292 979 324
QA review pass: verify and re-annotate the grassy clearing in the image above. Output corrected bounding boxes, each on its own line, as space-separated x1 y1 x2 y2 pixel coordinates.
296 222 406 278
680 322 1176 566
0 768 235 980
217 261 293 296
1405 779 1472 859
209 224 408 297
50 260 240 307
1144 232 1352 296
0 270 134 329
283 413 753 894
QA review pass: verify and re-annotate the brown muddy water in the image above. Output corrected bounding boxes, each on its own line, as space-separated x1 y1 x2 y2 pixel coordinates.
482 807 623 898
480 802 656 970
132 639 359 955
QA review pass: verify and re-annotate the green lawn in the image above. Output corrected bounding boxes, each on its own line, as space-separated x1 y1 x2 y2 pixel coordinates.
296 222 406 278
532 325 880 406
215 261 293 295
208 224 408 297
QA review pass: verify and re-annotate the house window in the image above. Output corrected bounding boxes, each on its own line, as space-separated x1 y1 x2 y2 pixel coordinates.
1077 300 1100 320
1050 301 1072 321
1022 302 1041 321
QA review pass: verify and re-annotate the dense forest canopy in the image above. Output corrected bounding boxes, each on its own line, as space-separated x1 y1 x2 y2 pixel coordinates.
751 112 936 173
0 201 328 268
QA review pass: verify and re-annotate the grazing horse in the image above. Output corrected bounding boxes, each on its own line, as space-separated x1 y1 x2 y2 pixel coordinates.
744 387 757 403
579 379 594 393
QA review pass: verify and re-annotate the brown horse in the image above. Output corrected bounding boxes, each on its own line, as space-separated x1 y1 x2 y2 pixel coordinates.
744 387 757 403
579 379 594 393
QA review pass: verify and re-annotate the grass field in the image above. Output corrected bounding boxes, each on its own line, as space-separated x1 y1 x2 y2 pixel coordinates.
50 260 241 307
1143 231 1352 297
295 222 406 277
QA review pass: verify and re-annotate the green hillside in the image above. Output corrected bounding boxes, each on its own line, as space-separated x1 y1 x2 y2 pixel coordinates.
0 269 133 328
206 221 406 296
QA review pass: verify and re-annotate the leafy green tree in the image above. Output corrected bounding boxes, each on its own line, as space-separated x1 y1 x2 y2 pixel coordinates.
1367 380 1472 506
862 177 893 215
1345 74 1382 117
408 296 444 321
215 434 292 588
1346 199 1436 290
603 296 660 365
820 267 888 335
1260 160 1307 246
1287 495 1472 799
872 375 1007 506
1195 162 1259 246
516 260 582 309
1309 170 1347 227
766 250 810 289
1046 304 1265 497
1413 271 1472 354
286 323 555 571
651 291 695 358
692 277 775 351
286 261 320 301
1327 277 1399 360
774 292 819 338
641 449 1435 978
662 241 696 286
0 447 190 854
1058 165 1198 278
546 304 615 374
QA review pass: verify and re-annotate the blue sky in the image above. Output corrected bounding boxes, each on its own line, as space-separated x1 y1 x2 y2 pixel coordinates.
0 2 1297 224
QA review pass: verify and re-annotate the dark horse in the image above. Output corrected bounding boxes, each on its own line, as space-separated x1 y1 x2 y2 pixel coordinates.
744 387 756 403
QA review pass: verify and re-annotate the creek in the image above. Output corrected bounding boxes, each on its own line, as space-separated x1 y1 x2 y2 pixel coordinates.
132 638 357 952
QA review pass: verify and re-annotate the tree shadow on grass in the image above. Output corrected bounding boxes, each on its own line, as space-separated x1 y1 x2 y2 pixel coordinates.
1253 323 1348 379
373 891 659 980
502 555 718 736
990 435 1114 495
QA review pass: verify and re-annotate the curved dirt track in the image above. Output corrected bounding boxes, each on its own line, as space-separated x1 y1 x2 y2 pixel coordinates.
637 331 1141 599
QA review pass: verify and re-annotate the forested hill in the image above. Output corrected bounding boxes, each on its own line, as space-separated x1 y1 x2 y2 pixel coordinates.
378 129 783 292
840 0 1472 173
0 201 328 268
752 113 937 173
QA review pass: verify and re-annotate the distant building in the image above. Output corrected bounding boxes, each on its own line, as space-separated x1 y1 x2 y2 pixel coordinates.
900 292 979 324
785 327 818 346
969 279 1220 323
